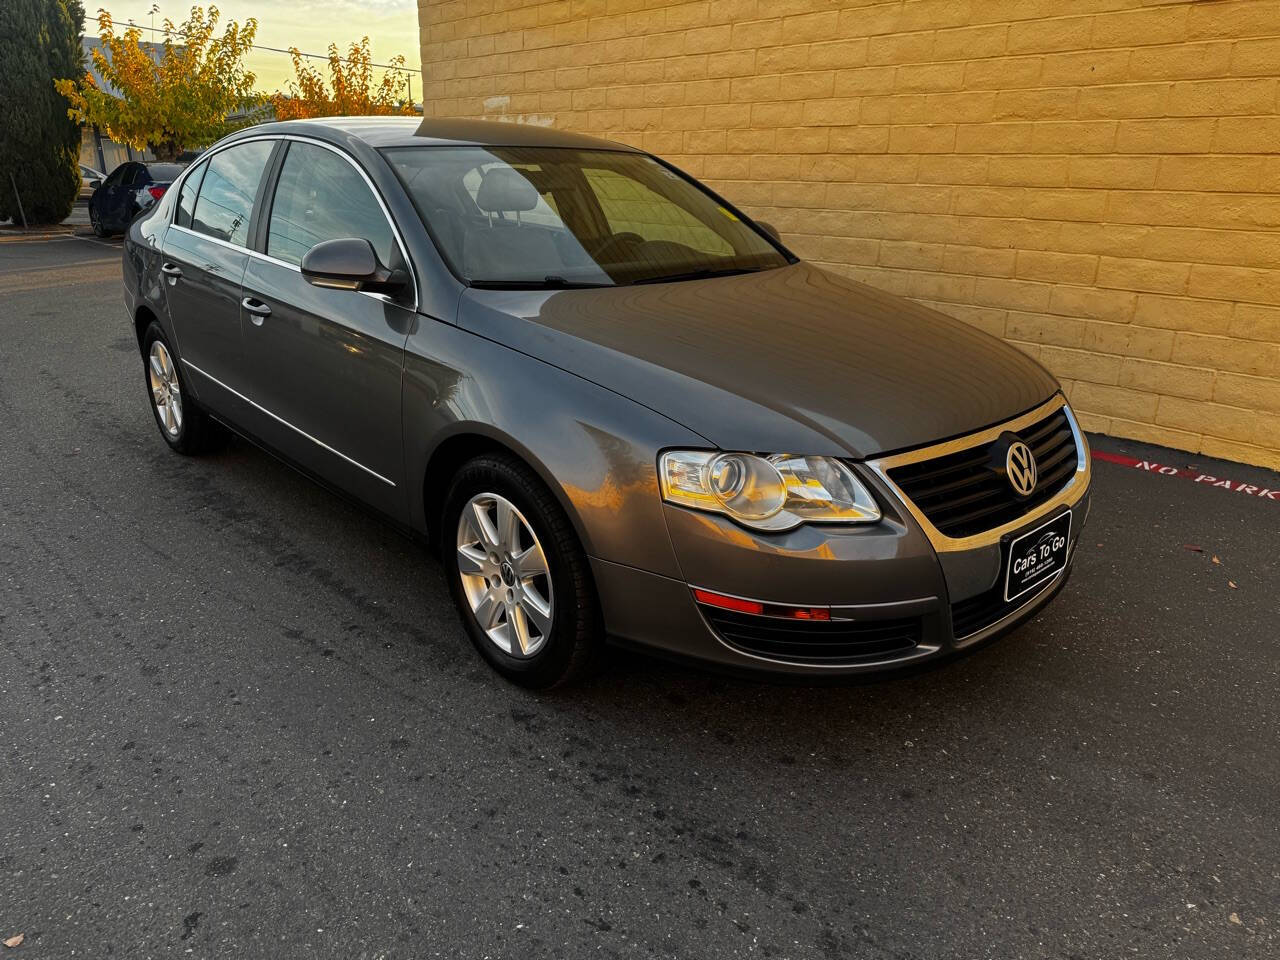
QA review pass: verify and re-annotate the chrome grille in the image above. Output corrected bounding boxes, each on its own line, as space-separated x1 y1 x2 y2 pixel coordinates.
887 407 1079 539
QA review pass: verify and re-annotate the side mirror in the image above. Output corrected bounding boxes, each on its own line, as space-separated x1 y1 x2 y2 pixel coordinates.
301 237 407 295
755 220 782 242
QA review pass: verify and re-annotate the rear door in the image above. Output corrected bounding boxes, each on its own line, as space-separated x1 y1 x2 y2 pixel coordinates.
161 138 277 411
237 138 414 519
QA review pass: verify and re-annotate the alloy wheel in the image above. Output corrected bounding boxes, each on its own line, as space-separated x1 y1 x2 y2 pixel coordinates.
148 340 183 437
455 493 553 657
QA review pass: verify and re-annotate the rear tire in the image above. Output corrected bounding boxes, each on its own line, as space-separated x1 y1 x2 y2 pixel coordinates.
89 204 109 238
141 322 224 455
442 454 601 688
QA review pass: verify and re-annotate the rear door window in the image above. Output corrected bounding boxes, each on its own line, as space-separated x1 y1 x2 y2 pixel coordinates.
190 140 274 247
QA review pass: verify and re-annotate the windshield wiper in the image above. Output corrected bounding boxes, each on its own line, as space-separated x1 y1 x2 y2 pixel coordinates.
469 276 613 290
630 266 765 286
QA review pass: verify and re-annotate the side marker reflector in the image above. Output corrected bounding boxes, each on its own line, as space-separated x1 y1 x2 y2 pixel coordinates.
693 588 832 621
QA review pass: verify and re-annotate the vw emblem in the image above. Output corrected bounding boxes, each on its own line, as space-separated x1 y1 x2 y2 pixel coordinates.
1005 440 1038 497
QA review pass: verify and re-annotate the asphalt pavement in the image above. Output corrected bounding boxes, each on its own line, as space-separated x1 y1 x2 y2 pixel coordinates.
1 235 1277 959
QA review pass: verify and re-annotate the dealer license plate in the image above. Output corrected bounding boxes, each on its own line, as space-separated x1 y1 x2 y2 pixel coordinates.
1004 510 1072 602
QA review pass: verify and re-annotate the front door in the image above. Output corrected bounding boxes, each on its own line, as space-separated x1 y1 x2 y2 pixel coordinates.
237 139 413 520
161 139 276 411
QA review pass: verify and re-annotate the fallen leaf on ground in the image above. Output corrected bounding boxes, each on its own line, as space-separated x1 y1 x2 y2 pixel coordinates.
3 934 23 948
1228 581 1238 590
1230 912 1242 925
1211 555 1221 565
1182 544 1203 553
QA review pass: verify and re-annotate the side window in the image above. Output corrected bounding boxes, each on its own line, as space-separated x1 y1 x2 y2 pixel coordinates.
174 161 208 229
267 142 394 267
190 140 274 247
582 167 733 256
104 165 128 187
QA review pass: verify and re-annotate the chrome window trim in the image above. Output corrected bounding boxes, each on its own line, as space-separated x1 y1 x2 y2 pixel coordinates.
865 393 1091 553
182 359 397 487
166 133 418 310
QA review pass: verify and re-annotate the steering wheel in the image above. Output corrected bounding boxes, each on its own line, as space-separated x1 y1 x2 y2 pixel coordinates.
589 232 645 261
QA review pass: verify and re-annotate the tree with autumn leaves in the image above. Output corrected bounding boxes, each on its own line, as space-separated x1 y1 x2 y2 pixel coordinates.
57 7 261 161
57 6 415 163
270 38 416 121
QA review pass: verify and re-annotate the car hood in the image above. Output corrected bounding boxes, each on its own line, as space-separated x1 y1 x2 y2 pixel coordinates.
457 262 1059 459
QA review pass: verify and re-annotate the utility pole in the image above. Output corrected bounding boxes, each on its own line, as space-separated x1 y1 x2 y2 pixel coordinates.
9 174 28 230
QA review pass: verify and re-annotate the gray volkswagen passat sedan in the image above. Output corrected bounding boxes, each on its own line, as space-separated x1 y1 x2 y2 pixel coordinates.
123 117 1091 687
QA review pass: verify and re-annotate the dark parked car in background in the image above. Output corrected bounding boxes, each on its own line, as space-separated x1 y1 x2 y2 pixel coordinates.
90 161 186 237
122 117 1091 687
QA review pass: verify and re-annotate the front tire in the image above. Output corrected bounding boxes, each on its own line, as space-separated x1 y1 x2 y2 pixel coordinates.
142 322 223 454
442 454 601 688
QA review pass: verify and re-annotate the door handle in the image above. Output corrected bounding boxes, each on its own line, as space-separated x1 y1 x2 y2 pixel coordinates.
241 297 272 323
160 262 182 278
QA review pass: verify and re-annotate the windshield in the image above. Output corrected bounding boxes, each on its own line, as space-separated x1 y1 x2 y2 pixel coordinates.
382 146 789 287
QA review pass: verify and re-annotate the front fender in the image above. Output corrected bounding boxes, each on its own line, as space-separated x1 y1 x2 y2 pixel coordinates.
403 317 707 580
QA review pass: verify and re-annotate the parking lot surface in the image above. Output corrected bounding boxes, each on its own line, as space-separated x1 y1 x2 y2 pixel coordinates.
2 236 1277 958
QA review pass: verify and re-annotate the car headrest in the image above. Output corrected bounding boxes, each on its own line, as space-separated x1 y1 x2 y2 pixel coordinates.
475 168 539 214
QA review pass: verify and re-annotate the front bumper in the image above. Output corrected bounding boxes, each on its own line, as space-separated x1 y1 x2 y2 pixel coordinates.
596 394 1091 677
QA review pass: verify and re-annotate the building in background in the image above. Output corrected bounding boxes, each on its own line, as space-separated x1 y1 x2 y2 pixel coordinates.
419 0 1280 469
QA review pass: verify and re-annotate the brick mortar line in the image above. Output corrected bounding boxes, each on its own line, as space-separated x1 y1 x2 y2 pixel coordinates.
436 68 1280 88
427 34 1280 61
450 36 1280 67
822 257 1280 296
424 4 1278 36
749 213 1280 242
713 181 1280 198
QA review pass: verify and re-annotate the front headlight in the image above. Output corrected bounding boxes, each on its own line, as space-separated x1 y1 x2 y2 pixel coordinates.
659 450 881 531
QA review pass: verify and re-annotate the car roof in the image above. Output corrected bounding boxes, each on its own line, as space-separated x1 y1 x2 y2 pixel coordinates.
234 116 643 153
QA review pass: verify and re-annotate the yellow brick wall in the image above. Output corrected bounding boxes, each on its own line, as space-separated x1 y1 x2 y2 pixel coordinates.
419 0 1280 469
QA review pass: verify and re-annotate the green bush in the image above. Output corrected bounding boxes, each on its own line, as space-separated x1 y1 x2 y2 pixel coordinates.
0 0 84 225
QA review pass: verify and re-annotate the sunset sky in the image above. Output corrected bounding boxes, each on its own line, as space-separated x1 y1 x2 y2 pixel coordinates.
88 1 423 98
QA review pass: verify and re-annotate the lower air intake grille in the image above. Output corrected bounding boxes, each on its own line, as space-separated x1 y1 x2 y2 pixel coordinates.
702 608 922 665
950 572 1060 639
888 407 1079 538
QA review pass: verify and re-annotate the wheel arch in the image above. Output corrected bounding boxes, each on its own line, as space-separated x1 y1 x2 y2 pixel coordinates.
420 426 597 561
134 303 158 349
